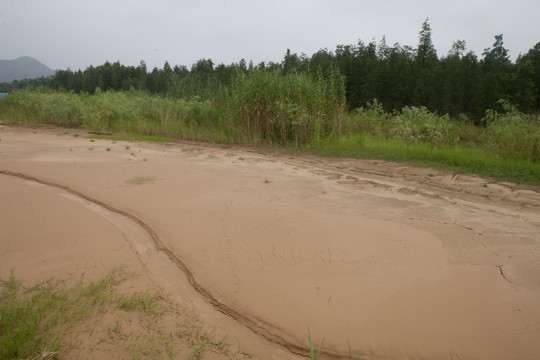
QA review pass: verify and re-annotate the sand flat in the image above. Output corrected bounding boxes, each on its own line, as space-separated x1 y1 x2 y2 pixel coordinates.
1 125 539 359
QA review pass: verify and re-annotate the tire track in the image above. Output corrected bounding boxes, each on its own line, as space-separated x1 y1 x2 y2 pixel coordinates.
0 169 357 360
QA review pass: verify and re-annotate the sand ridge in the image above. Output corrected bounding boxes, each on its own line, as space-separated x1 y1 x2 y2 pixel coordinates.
1 125 539 359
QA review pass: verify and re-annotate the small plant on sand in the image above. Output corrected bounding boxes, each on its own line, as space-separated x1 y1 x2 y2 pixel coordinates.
307 328 370 360
307 328 323 360
126 176 154 185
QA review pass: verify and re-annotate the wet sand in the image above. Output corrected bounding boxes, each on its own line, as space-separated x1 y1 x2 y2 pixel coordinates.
1 125 539 359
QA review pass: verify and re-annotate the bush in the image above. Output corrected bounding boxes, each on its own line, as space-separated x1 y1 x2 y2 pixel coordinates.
344 99 389 135
345 101 457 147
390 106 456 147
482 100 540 161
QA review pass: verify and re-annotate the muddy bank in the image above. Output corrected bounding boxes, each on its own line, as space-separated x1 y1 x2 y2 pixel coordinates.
1 125 539 359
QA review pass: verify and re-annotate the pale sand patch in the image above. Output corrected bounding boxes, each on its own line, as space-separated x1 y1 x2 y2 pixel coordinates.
0 175 141 282
1 125 539 359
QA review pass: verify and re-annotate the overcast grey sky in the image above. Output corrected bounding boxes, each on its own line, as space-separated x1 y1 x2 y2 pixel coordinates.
1 0 539 71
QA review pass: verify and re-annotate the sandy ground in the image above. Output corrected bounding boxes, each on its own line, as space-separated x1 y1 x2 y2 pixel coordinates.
1 125 539 360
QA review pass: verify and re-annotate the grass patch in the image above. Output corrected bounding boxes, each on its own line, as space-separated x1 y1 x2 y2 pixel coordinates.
305 133 540 184
0 268 251 360
126 176 154 185
0 268 129 359
307 328 369 360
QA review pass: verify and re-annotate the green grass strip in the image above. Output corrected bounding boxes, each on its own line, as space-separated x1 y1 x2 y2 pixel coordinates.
304 133 540 184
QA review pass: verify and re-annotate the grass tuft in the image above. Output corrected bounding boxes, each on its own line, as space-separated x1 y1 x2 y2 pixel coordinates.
126 176 154 185
0 268 250 360
307 328 323 360
307 327 370 360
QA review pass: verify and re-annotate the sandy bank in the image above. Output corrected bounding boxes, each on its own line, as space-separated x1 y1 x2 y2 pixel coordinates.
1 125 539 359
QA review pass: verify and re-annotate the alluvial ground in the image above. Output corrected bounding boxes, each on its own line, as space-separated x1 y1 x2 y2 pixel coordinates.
1 125 539 360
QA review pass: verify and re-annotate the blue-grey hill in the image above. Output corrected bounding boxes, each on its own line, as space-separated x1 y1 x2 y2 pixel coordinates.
0 56 55 83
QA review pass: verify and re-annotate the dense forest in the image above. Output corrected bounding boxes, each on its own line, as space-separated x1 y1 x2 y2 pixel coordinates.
2 20 539 122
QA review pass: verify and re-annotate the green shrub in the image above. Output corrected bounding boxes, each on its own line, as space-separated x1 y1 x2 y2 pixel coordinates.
482 100 540 161
389 106 456 147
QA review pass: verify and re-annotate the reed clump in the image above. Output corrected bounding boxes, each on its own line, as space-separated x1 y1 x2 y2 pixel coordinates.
230 68 346 145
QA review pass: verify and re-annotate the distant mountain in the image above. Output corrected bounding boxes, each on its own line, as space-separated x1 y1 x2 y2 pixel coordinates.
0 56 55 83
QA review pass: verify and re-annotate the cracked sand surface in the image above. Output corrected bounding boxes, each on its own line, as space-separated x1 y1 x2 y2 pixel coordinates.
1 125 539 359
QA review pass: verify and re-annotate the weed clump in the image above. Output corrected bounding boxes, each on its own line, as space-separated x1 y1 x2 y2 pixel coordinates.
0 268 250 360
126 176 153 185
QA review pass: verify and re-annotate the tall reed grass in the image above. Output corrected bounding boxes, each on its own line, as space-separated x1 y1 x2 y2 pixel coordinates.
230 68 346 145
0 87 240 141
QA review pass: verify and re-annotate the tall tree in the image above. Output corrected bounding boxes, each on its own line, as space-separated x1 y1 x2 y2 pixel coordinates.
513 56 537 112
282 49 307 74
309 48 336 77
479 34 513 110
413 18 439 109
136 60 147 90
416 18 437 67
354 41 381 107
518 42 540 113
449 40 467 58
385 44 414 111
191 58 214 77
335 45 358 107
460 51 482 118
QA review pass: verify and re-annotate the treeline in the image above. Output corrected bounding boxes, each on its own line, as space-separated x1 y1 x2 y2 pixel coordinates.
2 20 539 121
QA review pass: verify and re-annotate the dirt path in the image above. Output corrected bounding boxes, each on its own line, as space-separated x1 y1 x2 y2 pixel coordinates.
1 125 539 360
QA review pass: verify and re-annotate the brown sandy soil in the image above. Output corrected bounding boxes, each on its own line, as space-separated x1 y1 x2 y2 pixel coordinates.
1 125 539 360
